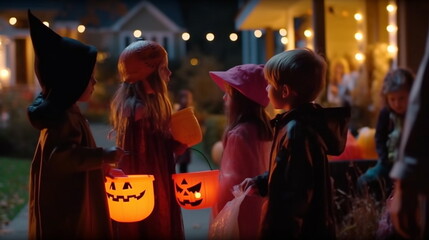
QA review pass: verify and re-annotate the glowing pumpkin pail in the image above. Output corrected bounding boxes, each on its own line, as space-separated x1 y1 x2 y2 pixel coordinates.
105 170 155 222
172 169 219 210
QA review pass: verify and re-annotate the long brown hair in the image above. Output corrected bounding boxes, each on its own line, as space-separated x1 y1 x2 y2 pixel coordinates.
223 84 273 144
110 41 172 147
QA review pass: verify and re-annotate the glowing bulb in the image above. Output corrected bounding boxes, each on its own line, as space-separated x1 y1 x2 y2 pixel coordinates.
281 37 288 45
229 33 238 41
133 30 142 38
254 30 262 38
304 29 312 38
354 32 363 41
386 25 397 33
206 33 215 41
386 4 396 13
182 32 190 41
77 25 85 33
43 21 49 27
279 28 287 36
355 53 365 62
0 69 10 80
354 13 363 21
387 45 398 54
190 58 199 66
9 17 17 25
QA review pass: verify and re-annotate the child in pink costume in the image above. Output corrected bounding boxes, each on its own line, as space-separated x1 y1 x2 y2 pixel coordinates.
109 40 185 240
210 64 273 239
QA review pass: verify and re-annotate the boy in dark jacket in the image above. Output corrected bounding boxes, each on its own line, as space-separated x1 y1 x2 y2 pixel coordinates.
239 48 350 239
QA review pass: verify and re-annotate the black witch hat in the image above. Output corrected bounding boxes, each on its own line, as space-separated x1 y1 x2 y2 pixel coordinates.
27 10 97 129
28 9 97 107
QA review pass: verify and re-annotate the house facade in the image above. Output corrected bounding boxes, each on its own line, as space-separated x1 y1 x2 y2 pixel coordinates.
0 0 186 92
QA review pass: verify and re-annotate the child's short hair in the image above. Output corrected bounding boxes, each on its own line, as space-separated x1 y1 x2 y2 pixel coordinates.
264 48 327 103
382 68 414 95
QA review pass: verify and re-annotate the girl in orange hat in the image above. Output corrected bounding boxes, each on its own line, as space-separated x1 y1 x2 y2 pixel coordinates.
109 40 185 240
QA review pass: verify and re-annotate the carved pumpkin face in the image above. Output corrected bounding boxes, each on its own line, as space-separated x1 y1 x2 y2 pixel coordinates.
172 170 219 210
105 175 155 222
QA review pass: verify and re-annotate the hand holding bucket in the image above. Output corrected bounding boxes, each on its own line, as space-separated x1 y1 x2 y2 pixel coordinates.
170 107 202 147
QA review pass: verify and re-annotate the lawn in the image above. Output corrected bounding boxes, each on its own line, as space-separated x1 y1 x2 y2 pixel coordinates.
0 157 31 230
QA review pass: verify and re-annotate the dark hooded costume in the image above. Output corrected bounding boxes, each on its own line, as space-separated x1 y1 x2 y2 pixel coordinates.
254 103 350 239
27 10 113 240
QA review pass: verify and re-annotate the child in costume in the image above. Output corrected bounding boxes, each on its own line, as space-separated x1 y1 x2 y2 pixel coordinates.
357 68 414 198
27 10 124 240
209 64 273 239
109 40 185 239
239 49 350 239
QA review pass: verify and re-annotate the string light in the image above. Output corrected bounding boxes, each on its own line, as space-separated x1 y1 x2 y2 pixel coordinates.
206 33 215 41
254 30 262 38
386 24 397 33
386 4 396 13
43 21 49 27
9 17 17 25
279 28 287 36
133 30 142 38
77 25 86 33
355 52 365 62
281 37 288 45
182 32 190 41
229 33 238 42
354 32 363 41
354 13 363 21
190 58 199 66
304 29 312 38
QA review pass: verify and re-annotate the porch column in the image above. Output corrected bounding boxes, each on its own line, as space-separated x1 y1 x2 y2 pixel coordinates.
312 0 326 58
265 27 275 61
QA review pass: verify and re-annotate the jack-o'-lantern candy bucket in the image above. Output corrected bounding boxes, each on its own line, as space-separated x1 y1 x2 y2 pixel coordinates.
105 173 155 222
172 169 219 210
170 107 202 147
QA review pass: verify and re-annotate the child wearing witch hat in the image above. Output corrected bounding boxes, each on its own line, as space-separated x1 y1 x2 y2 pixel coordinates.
27 10 125 239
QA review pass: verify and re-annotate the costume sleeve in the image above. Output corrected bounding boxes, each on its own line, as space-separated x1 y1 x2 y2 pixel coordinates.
44 117 104 175
268 121 314 237
375 107 391 165
218 128 266 207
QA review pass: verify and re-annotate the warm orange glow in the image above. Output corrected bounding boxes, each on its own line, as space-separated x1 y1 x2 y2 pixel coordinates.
105 174 155 222
172 170 220 210
170 107 202 147
190 58 199 66
356 127 377 159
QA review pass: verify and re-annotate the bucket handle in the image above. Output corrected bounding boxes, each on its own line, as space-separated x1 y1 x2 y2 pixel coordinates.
190 147 214 170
